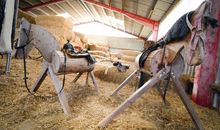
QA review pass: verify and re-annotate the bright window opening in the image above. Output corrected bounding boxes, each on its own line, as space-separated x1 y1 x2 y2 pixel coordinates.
56 12 71 18
73 22 137 38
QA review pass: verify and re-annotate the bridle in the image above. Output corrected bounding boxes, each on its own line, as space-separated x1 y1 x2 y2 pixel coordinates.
15 23 34 95
186 12 206 64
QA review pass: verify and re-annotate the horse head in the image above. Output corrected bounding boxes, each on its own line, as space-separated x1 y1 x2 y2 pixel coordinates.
185 0 218 65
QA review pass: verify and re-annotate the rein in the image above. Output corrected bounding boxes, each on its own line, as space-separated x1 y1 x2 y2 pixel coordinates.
15 24 35 95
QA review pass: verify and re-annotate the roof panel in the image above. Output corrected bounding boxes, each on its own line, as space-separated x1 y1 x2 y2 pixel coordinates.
19 0 180 39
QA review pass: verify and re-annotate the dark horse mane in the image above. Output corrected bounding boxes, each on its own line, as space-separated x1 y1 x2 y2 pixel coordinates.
0 0 6 36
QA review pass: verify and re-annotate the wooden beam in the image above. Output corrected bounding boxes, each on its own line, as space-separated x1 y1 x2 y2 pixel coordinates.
85 0 159 28
22 0 66 11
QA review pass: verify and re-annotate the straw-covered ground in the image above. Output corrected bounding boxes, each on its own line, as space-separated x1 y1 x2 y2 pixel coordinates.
0 56 220 130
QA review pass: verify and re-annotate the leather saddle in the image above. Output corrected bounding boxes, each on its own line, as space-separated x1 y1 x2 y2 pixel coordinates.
63 41 96 64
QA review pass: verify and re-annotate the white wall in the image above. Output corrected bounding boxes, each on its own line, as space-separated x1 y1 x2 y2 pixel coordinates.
87 35 144 51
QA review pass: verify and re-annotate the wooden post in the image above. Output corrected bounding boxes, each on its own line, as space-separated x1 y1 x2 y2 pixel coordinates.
192 0 220 106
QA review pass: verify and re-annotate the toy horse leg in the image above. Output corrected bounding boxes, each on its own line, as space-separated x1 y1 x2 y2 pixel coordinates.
72 72 83 83
98 67 170 128
90 71 99 93
111 70 139 96
31 66 48 92
84 72 89 87
48 66 71 114
172 73 204 130
5 52 11 75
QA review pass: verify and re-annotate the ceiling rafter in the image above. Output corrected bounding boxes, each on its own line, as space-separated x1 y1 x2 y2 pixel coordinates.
39 0 60 15
75 0 93 21
131 0 139 34
95 20 146 40
121 0 125 32
85 0 159 29
139 0 158 37
66 0 87 22
22 0 66 11
55 3 76 22
22 0 49 15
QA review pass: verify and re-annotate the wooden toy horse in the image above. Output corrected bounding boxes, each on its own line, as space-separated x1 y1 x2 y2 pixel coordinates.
16 18 99 114
98 1 218 129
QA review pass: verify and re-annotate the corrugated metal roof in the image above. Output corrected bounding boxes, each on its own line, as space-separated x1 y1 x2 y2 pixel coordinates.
19 0 180 39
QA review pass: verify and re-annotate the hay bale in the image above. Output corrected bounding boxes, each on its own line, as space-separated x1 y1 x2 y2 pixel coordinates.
94 62 138 86
89 50 109 57
35 15 73 30
88 44 109 52
109 52 122 59
73 36 83 47
121 55 136 62
119 50 141 57
41 26 73 47
17 9 36 24
35 16 74 48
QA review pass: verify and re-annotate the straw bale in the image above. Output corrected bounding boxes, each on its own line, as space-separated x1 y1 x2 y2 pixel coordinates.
92 55 111 61
109 52 122 59
94 62 138 86
74 32 88 43
88 44 109 52
119 50 141 57
73 36 84 48
80 35 88 43
88 50 109 57
17 9 36 24
35 15 73 30
38 25 73 48
71 32 76 42
121 54 136 62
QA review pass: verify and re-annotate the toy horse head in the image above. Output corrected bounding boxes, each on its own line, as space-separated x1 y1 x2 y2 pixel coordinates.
16 18 60 62
185 0 218 65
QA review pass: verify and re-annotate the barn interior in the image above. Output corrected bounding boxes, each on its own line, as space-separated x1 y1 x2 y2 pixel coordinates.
0 0 220 129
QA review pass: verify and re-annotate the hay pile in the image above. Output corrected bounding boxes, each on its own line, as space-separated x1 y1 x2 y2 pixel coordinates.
35 15 74 48
1 56 220 130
